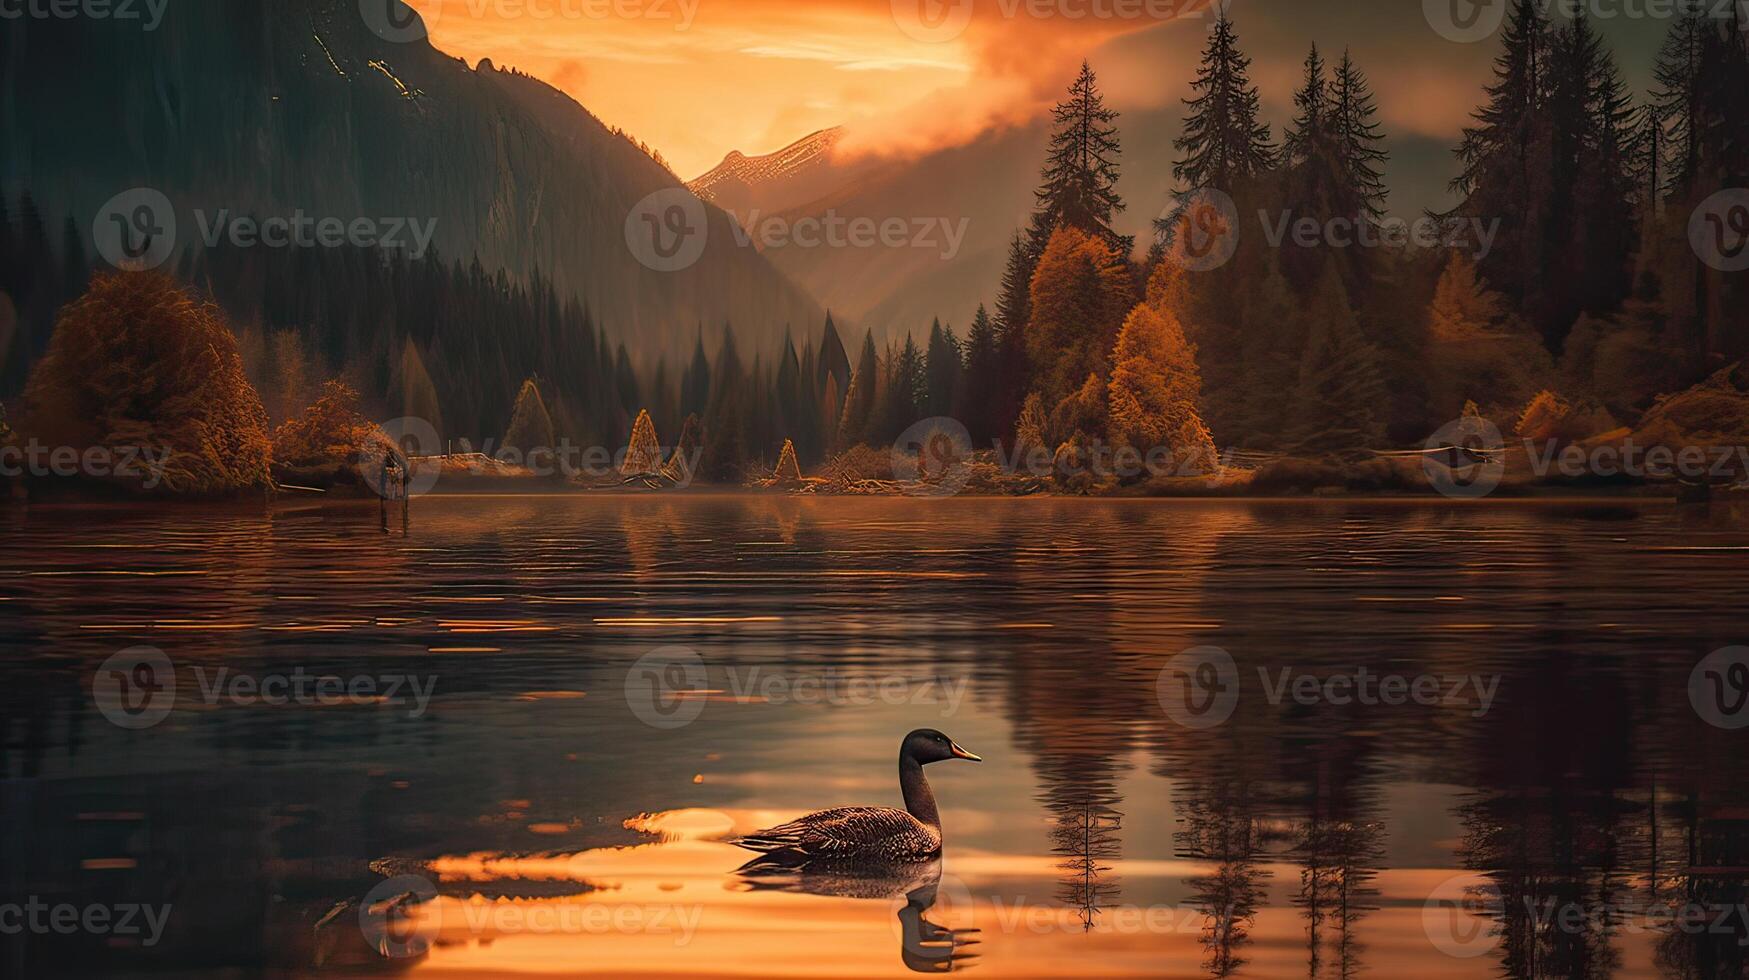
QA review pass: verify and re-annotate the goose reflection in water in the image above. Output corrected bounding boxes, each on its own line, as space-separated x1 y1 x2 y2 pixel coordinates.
736 857 981 974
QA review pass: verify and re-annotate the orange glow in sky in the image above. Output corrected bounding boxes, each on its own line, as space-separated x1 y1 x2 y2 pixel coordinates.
405 0 1211 178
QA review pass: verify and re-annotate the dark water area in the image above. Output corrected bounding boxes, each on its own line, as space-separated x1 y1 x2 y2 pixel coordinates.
3 495 1749 978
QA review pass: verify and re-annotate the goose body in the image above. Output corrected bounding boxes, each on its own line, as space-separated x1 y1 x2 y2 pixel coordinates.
734 729 980 867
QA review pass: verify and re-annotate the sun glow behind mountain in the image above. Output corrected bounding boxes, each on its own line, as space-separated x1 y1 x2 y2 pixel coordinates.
403 0 1214 177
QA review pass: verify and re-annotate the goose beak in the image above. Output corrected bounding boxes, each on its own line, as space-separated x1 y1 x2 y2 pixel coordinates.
949 742 981 762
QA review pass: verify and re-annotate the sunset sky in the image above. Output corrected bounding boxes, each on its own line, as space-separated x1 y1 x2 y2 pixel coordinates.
409 0 1667 184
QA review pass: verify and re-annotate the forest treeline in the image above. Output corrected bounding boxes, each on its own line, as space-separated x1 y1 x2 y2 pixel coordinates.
2 1 1745 491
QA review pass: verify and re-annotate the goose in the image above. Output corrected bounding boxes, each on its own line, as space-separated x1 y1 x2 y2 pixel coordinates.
733 729 981 867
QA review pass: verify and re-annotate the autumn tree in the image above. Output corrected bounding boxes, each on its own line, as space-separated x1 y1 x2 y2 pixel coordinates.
272 379 370 467
23 271 271 494
1107 264 1218 472
1026 226 1133 410
502 377 555 456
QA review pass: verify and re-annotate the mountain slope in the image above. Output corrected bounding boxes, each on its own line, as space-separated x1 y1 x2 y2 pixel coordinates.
0 0 820 361
688 127 861 218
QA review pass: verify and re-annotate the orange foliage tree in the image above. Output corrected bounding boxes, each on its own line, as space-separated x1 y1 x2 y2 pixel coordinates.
1026 225 1134 409
1107 264 1218 472
23 271 270 494
271 379 372 467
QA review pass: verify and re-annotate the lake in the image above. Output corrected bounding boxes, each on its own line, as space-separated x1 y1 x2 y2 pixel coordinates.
3 495 1748 978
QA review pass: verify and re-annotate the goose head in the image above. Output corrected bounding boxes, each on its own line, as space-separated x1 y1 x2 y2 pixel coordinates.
902 728 981 765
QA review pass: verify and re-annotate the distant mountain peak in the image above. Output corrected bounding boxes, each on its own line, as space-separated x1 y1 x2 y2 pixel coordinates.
688 127 846 206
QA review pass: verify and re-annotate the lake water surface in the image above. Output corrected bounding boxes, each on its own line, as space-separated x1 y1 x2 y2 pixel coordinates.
4 495 1749 978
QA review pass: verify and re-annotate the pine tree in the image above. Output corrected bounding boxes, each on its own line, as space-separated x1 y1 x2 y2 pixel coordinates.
1173 7 1276 193
1331 51 1389 219
1453 0 1549 199
1287 266 1385 454
837 331 880 448
817 311 850 399
925 318 962 418
1030 60 1130 256
993 232 1035 436
1450 0 1552 321
701 326 746 480
962 304 1000 443
1283 44 1330 167
682 331 711 419
878 334 926 441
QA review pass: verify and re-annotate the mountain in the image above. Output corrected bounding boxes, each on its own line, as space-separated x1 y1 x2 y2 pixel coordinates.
0 0 820 363
688 127 862 218
680 108 1459 347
